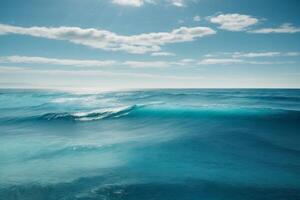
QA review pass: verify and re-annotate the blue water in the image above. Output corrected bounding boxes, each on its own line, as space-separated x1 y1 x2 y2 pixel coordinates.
0 89 300 200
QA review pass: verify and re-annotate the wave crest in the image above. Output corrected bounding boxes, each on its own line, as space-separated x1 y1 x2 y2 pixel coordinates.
39 105 138 122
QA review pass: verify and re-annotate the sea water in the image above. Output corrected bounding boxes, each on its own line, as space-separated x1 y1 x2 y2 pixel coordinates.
0 89 299 199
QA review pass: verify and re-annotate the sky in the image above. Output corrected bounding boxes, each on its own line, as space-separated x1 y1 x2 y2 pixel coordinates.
0 0 300 90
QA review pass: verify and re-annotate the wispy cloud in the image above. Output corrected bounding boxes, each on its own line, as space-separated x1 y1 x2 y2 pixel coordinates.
180 58 196 63
112 0 155 7
0 66 25 72
232 52 280 58
0 65 203 80
111 0 185 7
0 24 216 54
205 51 300 58
0 55 193 68
198 58 295 65
199 51 299 65
151 52 175 56
193 15 201 22
250 23 300 34
198 58 243 65
123 61 170 68
209 13 259 31
0 56 117 67
1 54 297 68
169 0 185 7
285 52 300 56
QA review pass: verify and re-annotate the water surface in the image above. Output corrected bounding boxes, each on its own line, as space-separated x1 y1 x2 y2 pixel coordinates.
0 89 300 199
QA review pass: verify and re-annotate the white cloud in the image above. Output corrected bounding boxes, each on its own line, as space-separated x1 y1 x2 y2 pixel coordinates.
0 55 195 68
198 57 294 65
151 52 175 56
112 0 143 7
285 52 300 56
193 15 201 22
2 53 295 70
232 52 280 58
250 23 300 34
0 56 117 67
123 61 170 68
203 54 215 58
198 51 299 65
123 60 195 67
111 0 185 7
209 13 259 31
205 51 300 58
170 0 185 7
180 58 196 63
0 24 216 54
0 66 203 80
245 61 295 65
112 0 155 7
198 58 243 65
0 66 25 72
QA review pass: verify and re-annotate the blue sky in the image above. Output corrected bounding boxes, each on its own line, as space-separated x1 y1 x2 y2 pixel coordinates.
0 0 300 90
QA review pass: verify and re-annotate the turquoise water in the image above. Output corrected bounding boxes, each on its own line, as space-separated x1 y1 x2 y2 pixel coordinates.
0 89 300 199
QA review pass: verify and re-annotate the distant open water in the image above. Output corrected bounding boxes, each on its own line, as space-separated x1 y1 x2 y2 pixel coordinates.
0 89 300 200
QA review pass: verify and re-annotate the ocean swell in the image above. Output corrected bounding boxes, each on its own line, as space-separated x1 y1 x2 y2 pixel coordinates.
21 105 139 122
2 104 300 124
1 89 300 200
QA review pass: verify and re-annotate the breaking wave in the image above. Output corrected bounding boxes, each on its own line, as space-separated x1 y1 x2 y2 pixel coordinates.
38 105 138 121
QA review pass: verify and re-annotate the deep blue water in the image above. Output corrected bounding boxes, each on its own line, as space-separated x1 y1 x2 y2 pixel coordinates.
0 89 300 200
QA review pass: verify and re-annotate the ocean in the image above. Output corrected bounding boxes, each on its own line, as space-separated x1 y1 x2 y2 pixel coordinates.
0 89 299 200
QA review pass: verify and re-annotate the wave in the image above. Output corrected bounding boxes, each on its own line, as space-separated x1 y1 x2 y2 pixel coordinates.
4 105 299 124
37 105 139 122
